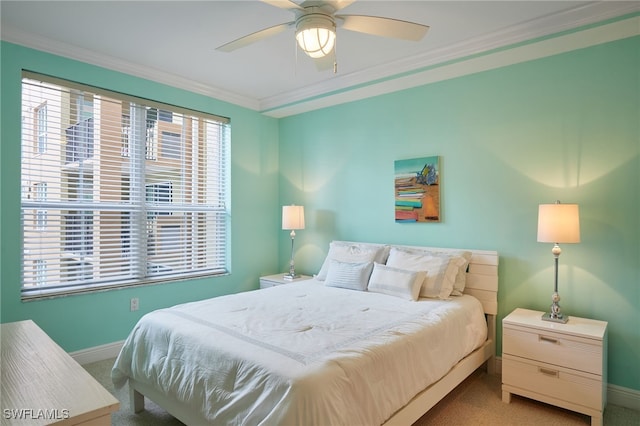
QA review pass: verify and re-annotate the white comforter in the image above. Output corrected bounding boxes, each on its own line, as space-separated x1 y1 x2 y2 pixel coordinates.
112 279 487 425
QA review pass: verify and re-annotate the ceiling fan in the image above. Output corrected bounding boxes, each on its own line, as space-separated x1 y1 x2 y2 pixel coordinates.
216 0 430 72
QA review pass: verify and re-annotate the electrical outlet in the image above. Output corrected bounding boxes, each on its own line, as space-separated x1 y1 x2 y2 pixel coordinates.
130 297 139 312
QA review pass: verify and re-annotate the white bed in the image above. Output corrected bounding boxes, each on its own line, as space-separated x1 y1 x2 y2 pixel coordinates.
112 243 498 425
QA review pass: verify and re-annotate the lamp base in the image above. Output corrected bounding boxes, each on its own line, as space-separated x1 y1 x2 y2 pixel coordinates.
542 312 569 324
283 274 300 281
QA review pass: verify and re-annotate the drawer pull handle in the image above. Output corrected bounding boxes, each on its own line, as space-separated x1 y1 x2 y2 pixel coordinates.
539 368 559 378
539 335 558 344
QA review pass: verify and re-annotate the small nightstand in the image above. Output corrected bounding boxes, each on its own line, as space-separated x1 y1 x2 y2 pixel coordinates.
259 273 312 289
502 308 608 426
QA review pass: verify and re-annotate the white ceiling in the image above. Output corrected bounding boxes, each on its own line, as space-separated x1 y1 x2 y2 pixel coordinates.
2 1 637 115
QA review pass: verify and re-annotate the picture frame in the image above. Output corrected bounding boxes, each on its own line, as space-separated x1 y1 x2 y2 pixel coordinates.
394 156 440 223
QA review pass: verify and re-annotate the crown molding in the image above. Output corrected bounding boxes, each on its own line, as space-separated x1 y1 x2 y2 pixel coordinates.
260 1 640 116
1 26 261 111
2 1 638 118
263 14 639 118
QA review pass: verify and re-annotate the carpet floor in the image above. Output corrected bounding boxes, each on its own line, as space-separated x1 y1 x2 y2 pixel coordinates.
84 358 639 425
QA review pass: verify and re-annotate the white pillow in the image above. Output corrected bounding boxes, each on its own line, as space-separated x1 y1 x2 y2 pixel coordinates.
451 251 472 296
367 262 425 301
316 241 390 281
388 247 472 296
386 248 466 299
324 260 374 291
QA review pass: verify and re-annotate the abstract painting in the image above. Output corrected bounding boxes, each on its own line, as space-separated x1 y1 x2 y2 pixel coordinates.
394 156 440 223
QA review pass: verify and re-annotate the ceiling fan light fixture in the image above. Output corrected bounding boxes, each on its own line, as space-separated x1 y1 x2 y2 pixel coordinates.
295 14 336 59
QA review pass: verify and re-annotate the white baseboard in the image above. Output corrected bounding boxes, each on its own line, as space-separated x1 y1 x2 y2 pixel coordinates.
70 340 124 365
494 356 640 412
608 384 640 412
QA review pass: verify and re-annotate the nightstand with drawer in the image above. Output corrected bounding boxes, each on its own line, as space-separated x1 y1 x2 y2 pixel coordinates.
259 273 312 289
502 308 608 426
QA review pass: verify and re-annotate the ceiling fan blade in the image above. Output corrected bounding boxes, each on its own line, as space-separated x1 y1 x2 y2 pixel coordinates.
261 0 303 10
216 22 293 53
338 15 429 41
326 0 356 11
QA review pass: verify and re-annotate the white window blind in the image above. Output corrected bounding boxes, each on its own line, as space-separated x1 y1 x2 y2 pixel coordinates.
21 72 230 299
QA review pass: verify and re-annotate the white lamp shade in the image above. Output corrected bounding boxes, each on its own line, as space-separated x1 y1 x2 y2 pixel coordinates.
295 14 336 58
282 205 305 230
537 203 580 243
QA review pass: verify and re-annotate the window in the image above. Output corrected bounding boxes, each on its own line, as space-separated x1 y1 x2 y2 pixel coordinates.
35 259 46 286
35 103 47 153
161 131 181 159
20 72 230 298
146 182 172 217
34 182 47 229
65 117 94 163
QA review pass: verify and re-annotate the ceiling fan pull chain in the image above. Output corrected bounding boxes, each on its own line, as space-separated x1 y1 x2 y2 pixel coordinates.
294 37 299 76
333 39 338 74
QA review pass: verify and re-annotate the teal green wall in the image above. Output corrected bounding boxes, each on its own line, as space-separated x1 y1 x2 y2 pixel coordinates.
278 36 639 391
1 32 638 394
0 42 281 351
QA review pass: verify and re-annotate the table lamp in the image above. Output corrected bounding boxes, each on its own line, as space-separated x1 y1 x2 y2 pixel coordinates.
282 205 305 280
537 201 580 323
